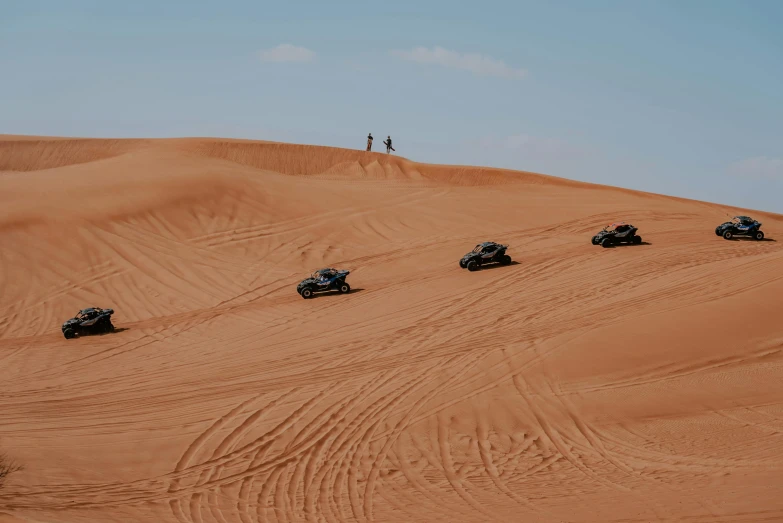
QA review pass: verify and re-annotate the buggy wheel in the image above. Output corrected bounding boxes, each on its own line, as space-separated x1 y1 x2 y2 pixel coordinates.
601 238 613 248
106 321 115 333
301 288 313 299
754 231 764 241
591 236 600 245
459 259 466 268
466 260 479 271
715 227 721 236
500 254 511 265
723 230 733 240
63 328 75 339
633 235 642 244
338 282 351 294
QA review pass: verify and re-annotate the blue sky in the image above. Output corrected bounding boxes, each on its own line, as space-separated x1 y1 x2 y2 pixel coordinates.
2 0 782 211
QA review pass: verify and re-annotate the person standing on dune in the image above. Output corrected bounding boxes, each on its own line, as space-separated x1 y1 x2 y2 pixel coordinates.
383 135 395 154
366 133 373 151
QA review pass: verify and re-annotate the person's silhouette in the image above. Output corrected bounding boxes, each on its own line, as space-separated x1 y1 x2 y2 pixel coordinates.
383 136 395 153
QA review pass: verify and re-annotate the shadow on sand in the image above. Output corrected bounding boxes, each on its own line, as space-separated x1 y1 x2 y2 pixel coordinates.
723 237 776 242
474 261 521 271
310 288 366 299
72 327 129 339
601 241 652 248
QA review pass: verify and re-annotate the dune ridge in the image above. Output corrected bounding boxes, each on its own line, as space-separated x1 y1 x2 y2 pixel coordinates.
1 136 782 523
0 137 150 172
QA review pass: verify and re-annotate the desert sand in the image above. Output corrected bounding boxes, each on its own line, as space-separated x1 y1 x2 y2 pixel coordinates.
1 135 782 523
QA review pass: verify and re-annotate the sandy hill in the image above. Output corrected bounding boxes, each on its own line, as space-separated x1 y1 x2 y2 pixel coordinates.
1 136 782 523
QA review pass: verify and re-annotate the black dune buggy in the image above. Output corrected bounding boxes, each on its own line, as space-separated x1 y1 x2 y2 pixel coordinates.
591 222 642 248
459 242 512 271
296 268 351 299
715 216 764 241
62 307 115 339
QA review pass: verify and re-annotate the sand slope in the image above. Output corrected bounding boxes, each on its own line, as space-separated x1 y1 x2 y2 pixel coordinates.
1 136 782 523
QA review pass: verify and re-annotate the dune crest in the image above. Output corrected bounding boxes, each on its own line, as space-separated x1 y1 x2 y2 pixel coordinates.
1 136 782 523
0 137 149 172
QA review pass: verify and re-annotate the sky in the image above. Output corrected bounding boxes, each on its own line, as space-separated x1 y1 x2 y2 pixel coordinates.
2 0 782 212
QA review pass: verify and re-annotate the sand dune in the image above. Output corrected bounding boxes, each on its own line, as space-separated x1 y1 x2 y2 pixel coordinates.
1 136 782 522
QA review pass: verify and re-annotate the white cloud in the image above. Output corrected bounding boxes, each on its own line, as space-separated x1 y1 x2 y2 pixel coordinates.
390 46 526 78
728 156 783 180
259 44 315 63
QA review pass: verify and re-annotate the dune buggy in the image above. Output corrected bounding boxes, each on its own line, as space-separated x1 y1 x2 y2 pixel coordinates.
459 242 512 271
715 216 764 240
62 307 115 339
592 222 642 248
296 268 351 299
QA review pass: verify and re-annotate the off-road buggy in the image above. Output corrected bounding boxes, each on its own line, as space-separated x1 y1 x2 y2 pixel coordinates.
296 268 351 299
715 216 764 240
62 307 115 339
459 242 512 271
591 222 642 248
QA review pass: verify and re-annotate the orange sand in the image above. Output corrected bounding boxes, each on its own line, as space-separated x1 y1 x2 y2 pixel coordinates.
1 136 782 522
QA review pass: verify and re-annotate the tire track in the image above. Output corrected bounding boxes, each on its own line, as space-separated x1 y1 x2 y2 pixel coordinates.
474 414 543 513
169 393 266 523
188 390 289 523
511 373 634 494
362 350 488 522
